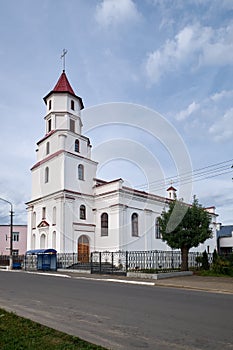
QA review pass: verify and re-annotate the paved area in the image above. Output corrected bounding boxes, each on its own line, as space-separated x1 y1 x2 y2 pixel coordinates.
43 270 233 294
1 268 233 294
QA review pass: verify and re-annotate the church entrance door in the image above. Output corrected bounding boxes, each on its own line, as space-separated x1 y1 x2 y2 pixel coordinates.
78 235 89 263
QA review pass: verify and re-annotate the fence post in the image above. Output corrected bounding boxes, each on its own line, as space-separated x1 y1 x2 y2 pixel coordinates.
99 252 102 274
111 252 114 274
126 251 128 272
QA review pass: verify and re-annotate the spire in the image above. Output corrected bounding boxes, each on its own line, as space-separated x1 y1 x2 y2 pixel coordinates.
43 71 84 109
52 71 75 95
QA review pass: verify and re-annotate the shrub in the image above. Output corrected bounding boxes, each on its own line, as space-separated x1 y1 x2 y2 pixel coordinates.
202 250 210 270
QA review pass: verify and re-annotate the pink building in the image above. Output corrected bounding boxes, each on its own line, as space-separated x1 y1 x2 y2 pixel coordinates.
0 225 27 255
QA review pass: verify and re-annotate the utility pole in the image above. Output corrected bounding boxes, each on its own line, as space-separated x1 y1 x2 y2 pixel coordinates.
0 197 14 269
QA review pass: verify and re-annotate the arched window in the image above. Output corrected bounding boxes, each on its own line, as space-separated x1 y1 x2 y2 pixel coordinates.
52 231 56 249
78 164 84 180
155 217 161 239
46 142 50 155
131 213 138 237
45 167 49 183
71 100 75 110
75 139 79 152
80 205 86 220
40 234 46 249
32 212 36 229
101 213 108 236
52 206 56 225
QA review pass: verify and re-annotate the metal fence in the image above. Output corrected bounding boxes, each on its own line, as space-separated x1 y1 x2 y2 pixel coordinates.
0 255 24 269
57 253 90 270
0 250 215 274
90 250 212 275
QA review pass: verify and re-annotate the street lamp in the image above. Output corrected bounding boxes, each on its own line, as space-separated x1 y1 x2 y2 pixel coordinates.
0 197 14 269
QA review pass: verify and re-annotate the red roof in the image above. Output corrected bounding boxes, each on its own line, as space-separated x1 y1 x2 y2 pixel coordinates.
167 186 177 191
43 70 84 109
53 71 75 95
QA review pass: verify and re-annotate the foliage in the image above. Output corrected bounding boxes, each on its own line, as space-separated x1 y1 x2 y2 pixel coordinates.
159 197 212 270
213 249 218 264
201 250 210 270
211 252 233 276
0 308 106 350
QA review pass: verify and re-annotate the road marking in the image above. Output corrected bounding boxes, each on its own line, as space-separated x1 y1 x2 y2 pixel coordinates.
73 276 155 286
25 271 71 278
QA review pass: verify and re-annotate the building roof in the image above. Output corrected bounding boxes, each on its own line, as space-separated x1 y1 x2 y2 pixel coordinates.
43 70 84 109
217 225 233 238
53 71 75 95
26 249 57 255
166 186 177 191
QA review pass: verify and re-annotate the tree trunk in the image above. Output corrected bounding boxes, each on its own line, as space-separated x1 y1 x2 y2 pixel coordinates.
181 246 189 271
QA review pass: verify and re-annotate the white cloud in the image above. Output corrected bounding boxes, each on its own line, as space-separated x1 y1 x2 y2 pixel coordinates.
210 90 233 102
175 101 200 121
145 22 233 83
209 107 233 141
95 0 140 27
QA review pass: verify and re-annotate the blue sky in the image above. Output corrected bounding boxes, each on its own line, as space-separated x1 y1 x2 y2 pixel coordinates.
0 0 232 224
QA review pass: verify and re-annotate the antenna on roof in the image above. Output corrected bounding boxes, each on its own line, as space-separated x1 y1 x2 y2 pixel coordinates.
60 49 68 72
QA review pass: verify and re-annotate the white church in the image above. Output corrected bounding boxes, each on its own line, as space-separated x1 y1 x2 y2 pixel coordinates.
26 69 218 261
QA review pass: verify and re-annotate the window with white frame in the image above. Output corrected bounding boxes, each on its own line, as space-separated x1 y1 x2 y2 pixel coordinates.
46 142 50 155
13 232 19 242
75 139 79 152
131 213 139 237
45 167 49 183
80 205 86 220
78 164 84 180
101 213 108 236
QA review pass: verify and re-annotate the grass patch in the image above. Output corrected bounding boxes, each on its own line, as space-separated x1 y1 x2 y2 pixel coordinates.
0 308 106 350
194 270 233 278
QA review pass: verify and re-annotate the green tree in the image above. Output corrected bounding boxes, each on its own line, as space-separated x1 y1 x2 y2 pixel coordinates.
201 250 210 270
159 197 212 271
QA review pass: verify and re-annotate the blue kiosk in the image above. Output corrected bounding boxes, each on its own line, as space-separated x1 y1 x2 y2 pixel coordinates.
25 249 57 271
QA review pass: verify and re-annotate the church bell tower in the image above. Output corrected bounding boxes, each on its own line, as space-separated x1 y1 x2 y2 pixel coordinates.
26 66 97 253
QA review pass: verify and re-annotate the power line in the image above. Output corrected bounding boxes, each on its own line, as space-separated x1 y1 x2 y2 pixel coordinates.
135 158 233 192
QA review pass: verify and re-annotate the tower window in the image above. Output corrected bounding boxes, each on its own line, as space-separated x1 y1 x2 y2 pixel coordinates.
75 139 79 152
48 119 52 132
45 167 49 183
71 100 75 110
80 205 86 220
49 100 52 110
70 119 75 132
78 164 84 180
131 213 139 237
101 213 108 236
46 142 50 155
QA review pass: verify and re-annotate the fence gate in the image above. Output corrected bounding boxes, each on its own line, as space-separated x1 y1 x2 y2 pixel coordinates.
91 251 127 275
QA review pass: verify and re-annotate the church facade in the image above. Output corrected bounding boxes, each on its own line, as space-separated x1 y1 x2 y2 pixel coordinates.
26 70 218 259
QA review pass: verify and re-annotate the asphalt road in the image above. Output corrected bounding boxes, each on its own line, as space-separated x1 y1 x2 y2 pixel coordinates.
0 271 233 350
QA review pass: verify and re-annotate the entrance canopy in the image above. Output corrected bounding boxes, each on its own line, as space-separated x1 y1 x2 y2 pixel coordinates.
26 249 57 255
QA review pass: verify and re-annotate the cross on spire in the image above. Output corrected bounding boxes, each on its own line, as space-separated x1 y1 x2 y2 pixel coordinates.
61 49 68 72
